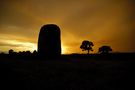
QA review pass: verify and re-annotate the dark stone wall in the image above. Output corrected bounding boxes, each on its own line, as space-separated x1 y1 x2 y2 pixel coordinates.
38 24 61 57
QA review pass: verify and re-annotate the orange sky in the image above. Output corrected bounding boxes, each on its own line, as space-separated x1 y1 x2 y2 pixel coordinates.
0 0 135 54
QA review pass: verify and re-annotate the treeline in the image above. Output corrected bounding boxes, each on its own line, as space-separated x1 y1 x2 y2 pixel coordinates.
0 49 38 60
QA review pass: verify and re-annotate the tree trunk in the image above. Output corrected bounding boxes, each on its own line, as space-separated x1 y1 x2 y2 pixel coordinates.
87 50 89 54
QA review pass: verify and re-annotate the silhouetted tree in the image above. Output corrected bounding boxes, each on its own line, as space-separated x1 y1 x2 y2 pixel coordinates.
33 50 37 54
26 51 31 55
9 49 14 54
0 52 5 55
80 40 94 54
98 46 112 54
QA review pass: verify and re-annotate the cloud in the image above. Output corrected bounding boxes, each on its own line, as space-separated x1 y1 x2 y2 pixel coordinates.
0 0 135 53
0 36 37 52
0 43 22 47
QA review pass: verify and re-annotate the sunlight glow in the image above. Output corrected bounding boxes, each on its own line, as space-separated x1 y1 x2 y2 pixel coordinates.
0 39 70 54
62 44 68 54
0 39 37 52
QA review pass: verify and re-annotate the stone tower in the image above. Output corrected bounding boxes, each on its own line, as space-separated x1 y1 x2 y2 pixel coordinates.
38 24 61 57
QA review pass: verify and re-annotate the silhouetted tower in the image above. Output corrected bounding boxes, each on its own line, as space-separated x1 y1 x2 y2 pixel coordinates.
38 24 61 57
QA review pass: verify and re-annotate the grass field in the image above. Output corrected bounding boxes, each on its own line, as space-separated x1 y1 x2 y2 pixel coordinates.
0 54 135 90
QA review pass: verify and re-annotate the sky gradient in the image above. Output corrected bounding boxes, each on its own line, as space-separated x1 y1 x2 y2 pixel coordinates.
0 0 135 54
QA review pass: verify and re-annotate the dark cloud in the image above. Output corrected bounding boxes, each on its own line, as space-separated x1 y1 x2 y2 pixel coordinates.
0 0 135 53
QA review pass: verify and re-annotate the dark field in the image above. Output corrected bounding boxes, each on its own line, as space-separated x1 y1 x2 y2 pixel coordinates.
0 54 135 90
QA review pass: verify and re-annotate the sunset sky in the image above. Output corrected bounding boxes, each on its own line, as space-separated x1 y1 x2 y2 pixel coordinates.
0 0 135 54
